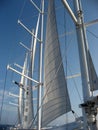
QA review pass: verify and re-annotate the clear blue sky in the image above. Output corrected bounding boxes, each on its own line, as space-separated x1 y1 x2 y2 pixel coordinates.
0 0 98 125
0 0 25 81
0 0 41 124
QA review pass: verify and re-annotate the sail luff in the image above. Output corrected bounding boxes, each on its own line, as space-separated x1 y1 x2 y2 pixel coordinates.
42 0 71 127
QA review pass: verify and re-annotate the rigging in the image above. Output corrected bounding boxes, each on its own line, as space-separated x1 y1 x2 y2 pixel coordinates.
0 68 8 122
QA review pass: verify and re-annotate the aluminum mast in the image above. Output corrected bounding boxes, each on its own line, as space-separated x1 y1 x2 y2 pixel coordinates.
37 0 44 130
62 0 98 129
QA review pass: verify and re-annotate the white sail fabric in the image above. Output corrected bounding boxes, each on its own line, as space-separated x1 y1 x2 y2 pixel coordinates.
42 0 71 127
23 36 34 129
88 51 98 91
19 54 28 126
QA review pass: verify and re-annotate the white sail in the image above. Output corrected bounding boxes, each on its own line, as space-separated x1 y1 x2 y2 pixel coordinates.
23 35 34 129
19 53 28 126
42 0 71 127
88 51 98 91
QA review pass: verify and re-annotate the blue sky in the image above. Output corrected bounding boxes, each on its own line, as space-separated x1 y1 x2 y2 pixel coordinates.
0 0 23 124
0 0 98 126
0 0 25 84
0 0 41 124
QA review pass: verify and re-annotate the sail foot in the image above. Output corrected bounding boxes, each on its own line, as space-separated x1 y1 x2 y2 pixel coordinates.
80 96 98 128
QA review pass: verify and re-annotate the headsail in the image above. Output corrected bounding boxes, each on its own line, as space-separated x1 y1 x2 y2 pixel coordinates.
42 0 71 127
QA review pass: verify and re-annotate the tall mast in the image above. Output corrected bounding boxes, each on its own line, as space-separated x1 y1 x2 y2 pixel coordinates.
74 0 91 129
74 0 90 101
62 0 98 129
74 0 97 129
37 0 44 130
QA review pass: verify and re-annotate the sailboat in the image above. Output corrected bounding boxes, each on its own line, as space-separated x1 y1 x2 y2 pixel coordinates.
4 0 98 129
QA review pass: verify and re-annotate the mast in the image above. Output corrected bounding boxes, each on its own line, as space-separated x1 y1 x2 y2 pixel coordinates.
37 0 44 130
74 0 91 129
62 0 98 129
74 0 97 129
74 0 90 100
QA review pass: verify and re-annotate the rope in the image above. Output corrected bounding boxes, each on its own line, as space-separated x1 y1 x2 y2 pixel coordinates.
0 68 8 122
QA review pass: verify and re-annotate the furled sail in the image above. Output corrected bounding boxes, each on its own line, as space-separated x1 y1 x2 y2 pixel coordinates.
42 0 71 127
88 51 98 91
23 37 34 129
19 53 28 126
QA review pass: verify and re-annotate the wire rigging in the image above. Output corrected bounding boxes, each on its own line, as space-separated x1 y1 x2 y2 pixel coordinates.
68 64 82 102
87 29 98 39
18 0 27 20
0 68 8 122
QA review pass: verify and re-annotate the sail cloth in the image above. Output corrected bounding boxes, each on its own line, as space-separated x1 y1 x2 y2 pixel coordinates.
88 51 98 91
42 0 71 127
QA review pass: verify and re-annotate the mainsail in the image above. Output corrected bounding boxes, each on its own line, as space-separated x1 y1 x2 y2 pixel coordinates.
42 0 71 127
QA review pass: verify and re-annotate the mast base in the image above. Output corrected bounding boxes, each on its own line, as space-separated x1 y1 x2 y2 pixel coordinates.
79 96 98 128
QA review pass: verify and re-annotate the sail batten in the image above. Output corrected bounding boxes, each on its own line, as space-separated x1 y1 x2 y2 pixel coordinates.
42 0 71 127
